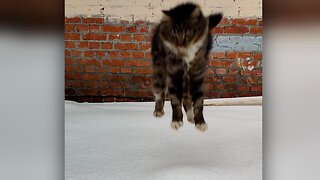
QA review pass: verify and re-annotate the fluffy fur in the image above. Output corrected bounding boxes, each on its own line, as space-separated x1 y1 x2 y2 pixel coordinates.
151 3 223 131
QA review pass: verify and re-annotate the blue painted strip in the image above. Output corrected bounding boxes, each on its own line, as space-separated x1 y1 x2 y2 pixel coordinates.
211 35 262 52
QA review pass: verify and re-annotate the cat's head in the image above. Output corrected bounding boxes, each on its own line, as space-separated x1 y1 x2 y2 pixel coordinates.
160 3 223 46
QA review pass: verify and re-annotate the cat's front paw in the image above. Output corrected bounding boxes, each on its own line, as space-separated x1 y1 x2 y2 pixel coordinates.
195 123 208 132
153 110 165 117
170 121 183 130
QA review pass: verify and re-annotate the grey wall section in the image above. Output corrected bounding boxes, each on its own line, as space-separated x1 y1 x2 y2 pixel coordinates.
212 35 262 52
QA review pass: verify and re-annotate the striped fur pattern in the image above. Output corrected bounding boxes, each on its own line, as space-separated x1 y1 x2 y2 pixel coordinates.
151 3 223 131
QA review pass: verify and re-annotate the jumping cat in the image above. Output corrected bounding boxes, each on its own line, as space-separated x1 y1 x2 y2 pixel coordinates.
151 2 223 131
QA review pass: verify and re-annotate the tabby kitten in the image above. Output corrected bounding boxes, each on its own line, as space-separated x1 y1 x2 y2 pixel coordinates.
151 3 223 131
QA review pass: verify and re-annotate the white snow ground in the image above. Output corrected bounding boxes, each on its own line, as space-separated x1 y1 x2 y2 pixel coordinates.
65 97 262 180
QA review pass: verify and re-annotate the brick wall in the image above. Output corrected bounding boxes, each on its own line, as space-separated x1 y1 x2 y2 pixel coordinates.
65 16 262 102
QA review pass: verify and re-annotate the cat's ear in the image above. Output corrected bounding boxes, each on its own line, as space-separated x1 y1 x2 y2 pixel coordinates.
162 10 172 21
191 6 201 18
208 13 223 29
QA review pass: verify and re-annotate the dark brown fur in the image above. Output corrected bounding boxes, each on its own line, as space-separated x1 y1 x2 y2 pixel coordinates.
151 3 222 131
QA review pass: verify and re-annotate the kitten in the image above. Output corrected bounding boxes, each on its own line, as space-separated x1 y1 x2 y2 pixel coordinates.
151 2 223 131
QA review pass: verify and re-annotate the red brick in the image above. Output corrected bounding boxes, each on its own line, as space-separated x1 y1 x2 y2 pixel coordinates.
145 52 152 59
211 27 223 34
75 25 88 32
140 26 149 33
253 53 262 60
65 73 81 80
224 26 249 34
132 52 144 58
72 66 83 72
82 17 103 23
108 34 120 40
133 68 152 74
108 51 120 58
106 75 129 82
88 42 100 49
133 34 145 41
127 60 151 67
252 70 262 77
238 52 251 58
223 76 237 83
209 60 233 67
84 51 94 57
85 65 96 72
65 58 75 65
102 25 125 32
78 41 88 48
126 26 137 33
131 76 150 82
65 17 80 23
103 59 126 66
215 84 225 91
70 50 82 57
228 69 239 75
226 52 237 59
120 34 132 41
83 34 107 40
65 41 75 48
110 67 121 73
120 52 131 58
241 70 252 76
251 86 262 91
65 33 80 40
121 67 132 73
89 25 100 32
79 59 99 65
221 92 237 98
65 24 74 32
114 43 138 50
101 42 112 49
101 89 113 96
139 43 151 50
231 18 257 26
215 68 227 75
65 50 71 57
239 86 250 91
95 51 105 57
98 67 109 73
209 52 226 59
250 27 262 34
225 84 237 91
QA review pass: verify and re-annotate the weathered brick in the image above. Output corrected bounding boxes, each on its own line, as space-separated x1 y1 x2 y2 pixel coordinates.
65 41 75 48
114 43 138 50
250 27 262 34
120 34 132 41
83 34 107 40
133 34 145 41
101 42 113 49
65 33 80 40
132 52 144 58
82 17 104 23
224 26 249 34
88 42 100 49
65 17 81 23
102 25 126 32
75 25 88 32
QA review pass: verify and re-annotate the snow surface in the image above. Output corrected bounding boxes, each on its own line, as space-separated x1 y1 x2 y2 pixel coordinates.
65 98 262 180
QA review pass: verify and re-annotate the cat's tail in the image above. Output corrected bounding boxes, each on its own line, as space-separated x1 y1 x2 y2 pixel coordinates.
208 13 223 29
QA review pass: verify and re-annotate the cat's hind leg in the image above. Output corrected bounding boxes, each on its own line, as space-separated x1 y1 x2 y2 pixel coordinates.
190 76 208 132
183 96 194 124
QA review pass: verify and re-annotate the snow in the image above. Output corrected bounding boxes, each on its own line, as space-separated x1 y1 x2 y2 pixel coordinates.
65 97 262 180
